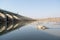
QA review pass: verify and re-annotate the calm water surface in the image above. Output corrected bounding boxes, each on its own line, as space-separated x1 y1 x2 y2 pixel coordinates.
0 22 60 40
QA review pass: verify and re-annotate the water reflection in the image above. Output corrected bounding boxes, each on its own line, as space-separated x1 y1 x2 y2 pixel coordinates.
0 21 60 40
35 21 60 30
0 21 33 35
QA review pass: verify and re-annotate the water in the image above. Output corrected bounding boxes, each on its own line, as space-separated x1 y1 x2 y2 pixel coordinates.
0 22 60 40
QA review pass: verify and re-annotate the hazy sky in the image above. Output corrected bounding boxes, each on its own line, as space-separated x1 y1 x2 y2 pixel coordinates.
0 0 60 18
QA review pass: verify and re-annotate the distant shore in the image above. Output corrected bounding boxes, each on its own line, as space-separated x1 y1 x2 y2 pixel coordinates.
35 17 60 22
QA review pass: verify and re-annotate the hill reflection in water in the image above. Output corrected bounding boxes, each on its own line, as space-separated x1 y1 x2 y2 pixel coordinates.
0 21 60 40
0 21 33 35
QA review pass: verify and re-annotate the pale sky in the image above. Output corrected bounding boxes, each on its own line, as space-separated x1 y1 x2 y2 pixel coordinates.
0 0 60 18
